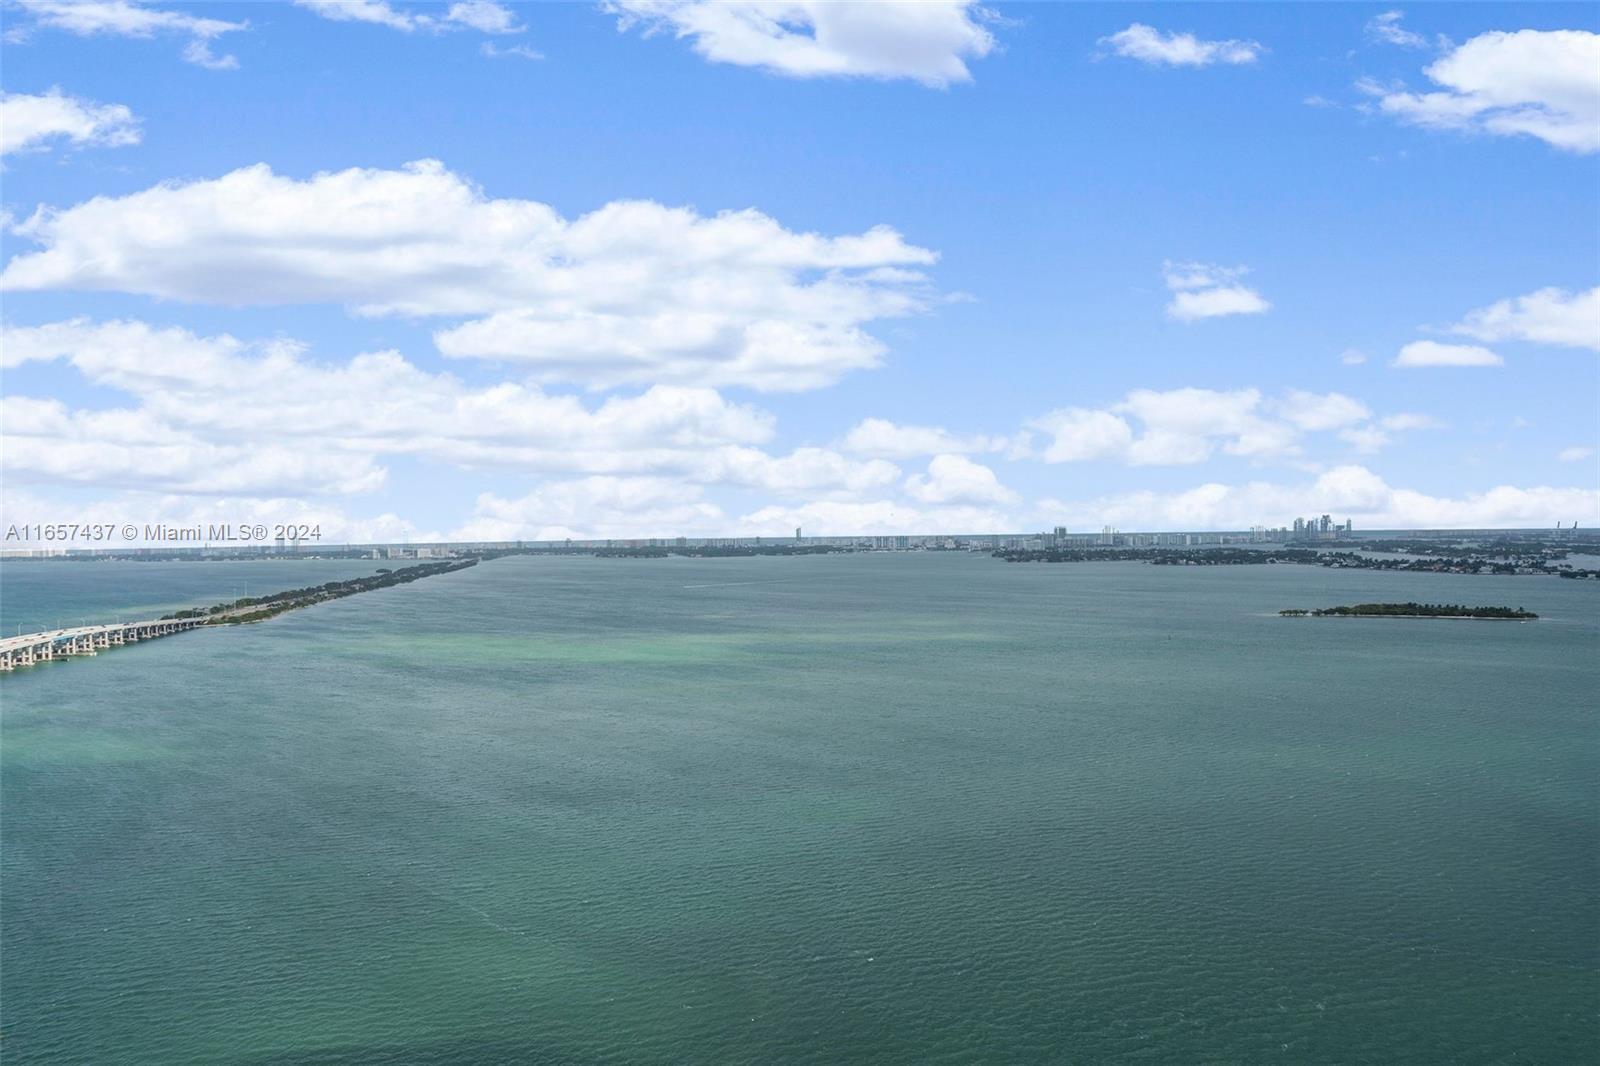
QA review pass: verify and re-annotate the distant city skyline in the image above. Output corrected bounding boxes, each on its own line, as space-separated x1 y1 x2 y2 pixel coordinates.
1 2 1596 544
18 517 1600 562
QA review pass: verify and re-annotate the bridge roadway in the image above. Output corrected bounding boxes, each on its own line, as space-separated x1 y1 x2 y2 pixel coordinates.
0 616 207 672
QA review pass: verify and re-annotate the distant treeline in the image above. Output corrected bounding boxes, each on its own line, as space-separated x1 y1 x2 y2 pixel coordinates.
161 558 477 623
995 547 1321 565
1353 537 1592 560
1279 602 1536 619
994 545 1600 578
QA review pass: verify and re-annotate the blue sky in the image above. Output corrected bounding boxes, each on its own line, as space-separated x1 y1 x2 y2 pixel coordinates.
1 1 1596 541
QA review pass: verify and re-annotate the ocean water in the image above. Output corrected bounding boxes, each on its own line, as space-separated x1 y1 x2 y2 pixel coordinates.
0 559 391 635
2 552 1595 1064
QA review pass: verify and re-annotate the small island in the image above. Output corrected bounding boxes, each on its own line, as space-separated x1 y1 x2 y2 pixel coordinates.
1279 602 1537 620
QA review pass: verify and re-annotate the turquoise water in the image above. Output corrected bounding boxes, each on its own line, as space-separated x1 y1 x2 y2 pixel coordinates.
0 559 391 634
2 553 1595 1063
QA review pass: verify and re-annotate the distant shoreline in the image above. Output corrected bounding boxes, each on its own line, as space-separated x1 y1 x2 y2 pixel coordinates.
1279 614 1536 621
1280 603 1537 621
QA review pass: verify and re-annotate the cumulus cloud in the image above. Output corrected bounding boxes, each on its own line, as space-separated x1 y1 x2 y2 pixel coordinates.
0 319 895 499
0 486 442 549
1362 29 1600 153
1276 389 1371 432
737 499 1012 537
1365 11 1429 50
1099 23 1263 67
606 0 996 86
1337 413 1443 455
9 0 246 69
840 417 1009 459
1557 446 1595 463
444 1 520 34
903 454 1015 505
1449 285 1600 351
1040 465 1600 531
696 447 899 497
293 0 524 35
452 478 726 542
0 160 936 391
1162 261 1270 322
455 465 1010 543
2 396 388 496
1028 407 1137 463
1028 387 1424 465
0 88 140 156
1393 340 1504 367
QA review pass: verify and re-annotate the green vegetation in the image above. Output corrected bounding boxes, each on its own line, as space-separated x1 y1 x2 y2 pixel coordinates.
997 547 1322 565
1279 602 1537 619
160 559 477 625
995 543 1600 578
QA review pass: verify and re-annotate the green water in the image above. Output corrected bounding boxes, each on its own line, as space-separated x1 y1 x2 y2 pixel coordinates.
2 553 1595 1063
0 559 390 634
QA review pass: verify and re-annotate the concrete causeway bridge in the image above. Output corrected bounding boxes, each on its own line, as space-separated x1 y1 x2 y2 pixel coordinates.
0 617 206 673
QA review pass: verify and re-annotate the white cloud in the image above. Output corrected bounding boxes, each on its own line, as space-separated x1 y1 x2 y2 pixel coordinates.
697 447 899 497
1099 23 1263 67
1363 29 1600 153
1163 261 1270 322
1381 413 1445 432
452 478 726 542
0 160 936 391
445 1 520 34
0 486 443 548
293 0 524 35
737 499 1012 537
1340 348 1369 365
10 0 246 69
1276 389 1371 432
1167 286 1271 322
1366 11 1429 50
2 396 388 496
1558 446 1595 463
1027 387 1426 466
0 88 140 156
1027 407 1135 463
903 454 1015 505
1449 285 1600 351
1040 465 1600 530
2 318 907 508
1122 387 1294 463
295 0 420 31
481 41 542 60
1337 415 1440 455
840 417 1008 459
606 0 996 86
1393 340 1504 367
1337 426 1392 455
